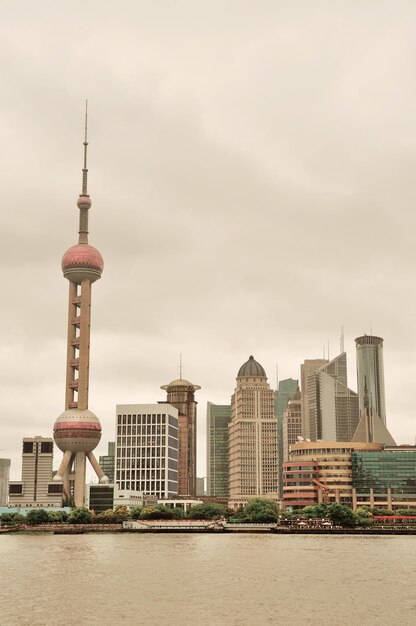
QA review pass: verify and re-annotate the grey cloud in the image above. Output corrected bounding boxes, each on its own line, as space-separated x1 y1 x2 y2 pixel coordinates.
1 1 415 480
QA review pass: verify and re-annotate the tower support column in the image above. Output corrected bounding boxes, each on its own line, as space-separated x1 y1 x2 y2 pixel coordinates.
74 452 86 507
65 282 78 410
77 279 91 411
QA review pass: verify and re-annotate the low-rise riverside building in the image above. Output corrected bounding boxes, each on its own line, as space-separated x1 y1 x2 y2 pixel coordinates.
8 437 63 508
85 484 153 513
283 440 382 509
352 446 416 510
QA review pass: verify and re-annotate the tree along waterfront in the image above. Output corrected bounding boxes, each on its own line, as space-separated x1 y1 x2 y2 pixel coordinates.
2 499 416 530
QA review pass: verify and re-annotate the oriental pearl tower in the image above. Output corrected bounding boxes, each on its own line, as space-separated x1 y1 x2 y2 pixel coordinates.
53 104 108 506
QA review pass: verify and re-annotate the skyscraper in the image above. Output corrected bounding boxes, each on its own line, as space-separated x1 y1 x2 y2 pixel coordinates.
8 437 63 508
355 335 386 424
300 359 328 439
52 108 108 507
282 388 302 462
275 378 298 498
306 353 359 441
228 356 278 508
206 402 231 497
160 378 200 496
115 404 179 499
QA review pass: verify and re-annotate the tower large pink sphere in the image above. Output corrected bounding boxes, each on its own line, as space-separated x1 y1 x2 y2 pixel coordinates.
61 243 103 284
53 409 102 453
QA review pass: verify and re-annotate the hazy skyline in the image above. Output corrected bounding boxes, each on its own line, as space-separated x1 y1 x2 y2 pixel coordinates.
1 1 415 480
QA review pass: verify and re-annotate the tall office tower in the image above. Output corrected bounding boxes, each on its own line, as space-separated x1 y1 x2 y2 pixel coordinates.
275 378 298 498
306 353 359 441
283 388 302 462
228 356 278 508
355 335 386 424
206 402 231 497
115 404 179 499
52 108 108 507
300 359 328 439
0 459 11 506
99 442 115 483
160 378 200 496
8 437 63 507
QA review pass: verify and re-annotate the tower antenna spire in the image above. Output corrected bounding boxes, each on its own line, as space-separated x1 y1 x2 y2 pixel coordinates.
179 353 183 380
82 100 88 196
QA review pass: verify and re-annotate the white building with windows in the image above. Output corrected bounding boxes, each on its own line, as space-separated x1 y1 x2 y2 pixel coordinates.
115 404 179 499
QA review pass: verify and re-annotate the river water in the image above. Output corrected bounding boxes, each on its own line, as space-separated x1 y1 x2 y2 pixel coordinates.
0 533 415 625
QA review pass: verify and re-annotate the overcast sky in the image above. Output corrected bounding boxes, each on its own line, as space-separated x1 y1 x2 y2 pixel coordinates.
1 1 415 480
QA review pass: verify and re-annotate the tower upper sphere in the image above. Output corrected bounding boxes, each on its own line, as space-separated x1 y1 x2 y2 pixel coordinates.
62 243 103 283
61 102 104 283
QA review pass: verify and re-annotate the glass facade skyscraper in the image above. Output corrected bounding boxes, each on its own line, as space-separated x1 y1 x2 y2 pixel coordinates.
306 353 359 442
355 335 386 424
206 402 231 497
275 379 298 498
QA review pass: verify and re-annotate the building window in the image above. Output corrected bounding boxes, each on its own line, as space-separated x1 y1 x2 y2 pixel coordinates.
9 484 23 494
48 483 63 494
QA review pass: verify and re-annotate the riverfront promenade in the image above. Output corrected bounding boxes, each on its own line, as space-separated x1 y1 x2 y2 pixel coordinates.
2 520 416 535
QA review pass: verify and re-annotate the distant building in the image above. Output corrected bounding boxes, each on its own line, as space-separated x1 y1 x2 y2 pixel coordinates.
206 402 231 497
99 442 115 483
8 437 63 508
275 378 298 498
300 359 328 439
86 484 115 514
352 446 416 510
305 353 359 441
160 378 201 497
115 404 179 499
85 484 148 513
0 459 11 506
282 388 302 463
159 498 203 515
228 356 278 508
196 477 205 496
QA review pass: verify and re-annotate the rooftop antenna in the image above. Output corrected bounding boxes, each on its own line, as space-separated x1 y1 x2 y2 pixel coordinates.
340 325 344 354
323 344 325 359
276 363 279 390
179 353 183 380
82 100 88 196
327 339 330 361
